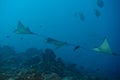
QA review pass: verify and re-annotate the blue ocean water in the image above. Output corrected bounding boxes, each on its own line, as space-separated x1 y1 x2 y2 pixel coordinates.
0 0 120 80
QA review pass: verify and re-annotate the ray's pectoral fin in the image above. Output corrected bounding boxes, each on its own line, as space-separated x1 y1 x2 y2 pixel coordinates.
18 20 26 31
13 20 39 35
26 26 34 34
92 37 114 55
13 21 27 34
26 27 39 35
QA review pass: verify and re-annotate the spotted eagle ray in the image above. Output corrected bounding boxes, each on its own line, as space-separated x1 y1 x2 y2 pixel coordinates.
92 37 117 55
45 37 70 49
13 21 38 35
72 37 117 55
45 36 115 55
13 21 117 55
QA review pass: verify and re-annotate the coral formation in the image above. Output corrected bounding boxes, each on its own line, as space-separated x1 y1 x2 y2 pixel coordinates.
0 45 106 80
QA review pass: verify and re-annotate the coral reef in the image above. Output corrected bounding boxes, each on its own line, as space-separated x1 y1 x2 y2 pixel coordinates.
0 45 106 80
42 72 61 80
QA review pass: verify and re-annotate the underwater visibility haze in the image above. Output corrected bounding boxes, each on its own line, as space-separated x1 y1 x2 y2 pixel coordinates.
0 0 120 80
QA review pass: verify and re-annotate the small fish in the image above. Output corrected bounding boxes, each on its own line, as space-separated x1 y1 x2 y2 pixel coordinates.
40 25 42 28
6 35 10 38
96 68 100 71
112 52 118 56
73 46 80 51
20 37 24 40
94 9 101 18
79 13 85 21
97 0 104 8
